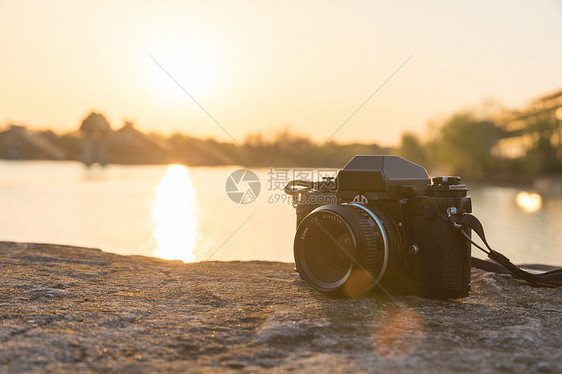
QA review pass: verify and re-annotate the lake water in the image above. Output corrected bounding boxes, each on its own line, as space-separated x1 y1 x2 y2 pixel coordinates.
1 161 561 266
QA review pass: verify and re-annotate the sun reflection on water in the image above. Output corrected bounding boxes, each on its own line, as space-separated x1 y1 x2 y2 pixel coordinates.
152 165 199 262
515 191 542 213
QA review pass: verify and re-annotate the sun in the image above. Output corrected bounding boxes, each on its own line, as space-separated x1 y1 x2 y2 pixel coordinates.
144 36 219 102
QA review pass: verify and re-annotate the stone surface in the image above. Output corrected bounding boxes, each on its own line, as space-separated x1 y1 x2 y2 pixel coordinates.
0 241 560 373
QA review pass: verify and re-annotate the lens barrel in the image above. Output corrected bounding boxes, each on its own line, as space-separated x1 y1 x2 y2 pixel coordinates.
294 204 401 295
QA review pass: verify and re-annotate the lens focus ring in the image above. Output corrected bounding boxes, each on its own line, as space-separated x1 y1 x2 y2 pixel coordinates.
348 204 401 284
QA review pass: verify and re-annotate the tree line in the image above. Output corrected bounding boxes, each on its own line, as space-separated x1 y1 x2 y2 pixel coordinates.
3 104 560 181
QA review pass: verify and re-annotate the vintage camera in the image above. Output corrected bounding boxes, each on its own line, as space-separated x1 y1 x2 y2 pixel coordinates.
286 155 472 299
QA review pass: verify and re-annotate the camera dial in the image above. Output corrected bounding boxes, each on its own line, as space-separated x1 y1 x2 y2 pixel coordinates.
432 176 461 186
426 176 468 197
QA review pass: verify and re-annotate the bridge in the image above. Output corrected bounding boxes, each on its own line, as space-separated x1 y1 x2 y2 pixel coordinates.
493 89 562 172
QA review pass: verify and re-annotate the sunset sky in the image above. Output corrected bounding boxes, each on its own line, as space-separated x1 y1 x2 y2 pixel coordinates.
1 0 561 146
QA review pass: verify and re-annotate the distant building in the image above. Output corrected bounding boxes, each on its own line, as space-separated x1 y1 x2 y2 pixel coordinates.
0 125 66 160
106 121 170 164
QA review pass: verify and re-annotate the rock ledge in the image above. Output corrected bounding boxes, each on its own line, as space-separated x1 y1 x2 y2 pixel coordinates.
1 242 561 373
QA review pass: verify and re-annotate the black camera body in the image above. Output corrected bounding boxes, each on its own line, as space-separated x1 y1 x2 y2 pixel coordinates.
289 155 472 299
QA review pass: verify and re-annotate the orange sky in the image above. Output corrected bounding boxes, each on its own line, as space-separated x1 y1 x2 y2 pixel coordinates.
1 0 561 146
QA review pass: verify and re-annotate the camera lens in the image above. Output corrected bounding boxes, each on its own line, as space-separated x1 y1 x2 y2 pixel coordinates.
294 204 400 294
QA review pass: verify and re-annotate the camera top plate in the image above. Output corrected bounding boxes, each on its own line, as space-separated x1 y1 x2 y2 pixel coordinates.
337 155 430 200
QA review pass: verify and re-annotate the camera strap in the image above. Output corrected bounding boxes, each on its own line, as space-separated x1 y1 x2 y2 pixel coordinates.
441 212 562 287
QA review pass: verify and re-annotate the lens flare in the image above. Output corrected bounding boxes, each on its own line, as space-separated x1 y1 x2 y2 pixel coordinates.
515 191 542 213
343 269 374 298
152 165 200 262
372 307 425 359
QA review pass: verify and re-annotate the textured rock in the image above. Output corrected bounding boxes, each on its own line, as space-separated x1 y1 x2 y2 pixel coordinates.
0 241 560 373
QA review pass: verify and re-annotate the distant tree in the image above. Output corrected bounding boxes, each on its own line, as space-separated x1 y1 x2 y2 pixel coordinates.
397 132 426 165
243 128 315 166
79 112 113 166
429 112 500 178
56 133 82 160
38 130 82 160
79 112 112 140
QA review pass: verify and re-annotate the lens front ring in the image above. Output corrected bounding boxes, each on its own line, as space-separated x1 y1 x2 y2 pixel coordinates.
345 203 389 284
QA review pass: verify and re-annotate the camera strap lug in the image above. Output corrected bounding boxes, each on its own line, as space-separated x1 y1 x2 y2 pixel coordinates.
446 207 465 228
